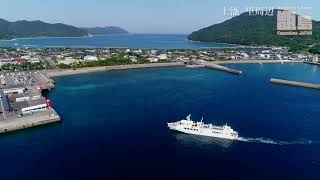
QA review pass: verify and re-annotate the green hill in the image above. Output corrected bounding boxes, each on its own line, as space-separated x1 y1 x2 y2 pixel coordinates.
0 18 88 39
188 10 320 53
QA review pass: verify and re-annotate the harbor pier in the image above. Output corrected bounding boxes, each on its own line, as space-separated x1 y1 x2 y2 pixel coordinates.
0 71 61 134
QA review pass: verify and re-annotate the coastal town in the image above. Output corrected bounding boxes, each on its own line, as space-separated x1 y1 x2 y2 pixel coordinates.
0 46 319 134
0 47 318 68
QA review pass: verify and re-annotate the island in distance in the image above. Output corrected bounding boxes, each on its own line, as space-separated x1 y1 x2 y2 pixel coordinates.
0 18 129 40
81 26 129 35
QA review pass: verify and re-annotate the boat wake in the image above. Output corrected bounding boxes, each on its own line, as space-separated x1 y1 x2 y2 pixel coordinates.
237 137 316 145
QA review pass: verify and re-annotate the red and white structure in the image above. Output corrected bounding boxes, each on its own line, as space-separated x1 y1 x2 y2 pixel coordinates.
21 99 52 114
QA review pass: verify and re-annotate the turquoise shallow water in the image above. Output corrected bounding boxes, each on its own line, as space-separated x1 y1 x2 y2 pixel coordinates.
0 34 233 49
0 63 319 180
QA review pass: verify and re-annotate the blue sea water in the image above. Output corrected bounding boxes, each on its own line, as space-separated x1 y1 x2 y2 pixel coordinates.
0 63 320 180
0 34 232 49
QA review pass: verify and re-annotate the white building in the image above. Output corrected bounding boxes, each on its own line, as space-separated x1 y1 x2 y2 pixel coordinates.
147 57 159 62
16 95 41 102
4 88 25 94
133 50 143 54
129 56 138 62
313 55 319 62
157 54 168 60
20 56 31 60
258 54 266 59
195 59 208 65
84 55 98 61
199 51 208 55
276 55 282 60
21 103 48 115
64 57 74 61
240 53 249 58
30 57 41 62
230 56 239 60
150 50 157 54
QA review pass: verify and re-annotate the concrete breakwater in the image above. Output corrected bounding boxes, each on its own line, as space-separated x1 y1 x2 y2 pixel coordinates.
185 64 205 68
205 64 242 75
304 61 320 66
216 60 302 64
270 78 320 90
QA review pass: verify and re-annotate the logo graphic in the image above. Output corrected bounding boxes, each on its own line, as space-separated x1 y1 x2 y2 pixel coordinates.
247 7 274 16
224 6 240 17
277 10 312 35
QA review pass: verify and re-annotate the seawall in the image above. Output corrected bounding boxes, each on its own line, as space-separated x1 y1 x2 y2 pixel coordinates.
304 61 320 66
0 112 61 134
215 60 302 64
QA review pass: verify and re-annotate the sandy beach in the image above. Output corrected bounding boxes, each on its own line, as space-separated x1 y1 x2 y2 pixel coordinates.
45 62 185 77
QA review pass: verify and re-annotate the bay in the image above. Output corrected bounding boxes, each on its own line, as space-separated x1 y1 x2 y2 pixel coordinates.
0 34 233 49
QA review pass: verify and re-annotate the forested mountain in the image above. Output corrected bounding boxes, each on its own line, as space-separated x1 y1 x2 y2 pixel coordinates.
188 10 320 53
0 18 88 39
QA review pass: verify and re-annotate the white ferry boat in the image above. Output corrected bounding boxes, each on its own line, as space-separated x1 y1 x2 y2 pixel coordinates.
168 114 239 140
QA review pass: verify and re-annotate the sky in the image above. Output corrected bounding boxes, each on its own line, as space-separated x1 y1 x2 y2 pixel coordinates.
0 0 318 34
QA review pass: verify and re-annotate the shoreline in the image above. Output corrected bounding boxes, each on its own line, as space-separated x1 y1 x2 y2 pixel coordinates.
45 60 302 78
0 35 92 42
3 34 136 41
187 39 242 47
45 62 185 77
